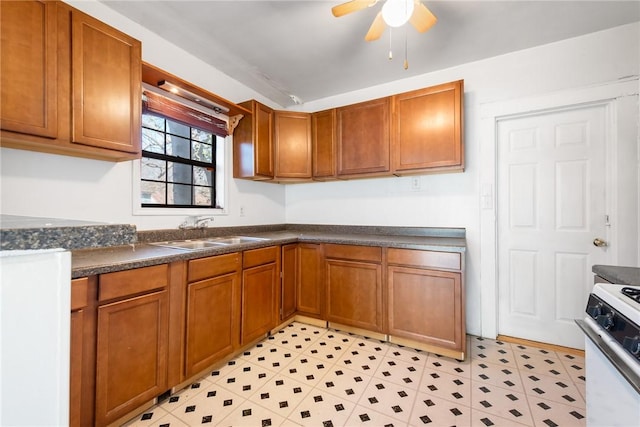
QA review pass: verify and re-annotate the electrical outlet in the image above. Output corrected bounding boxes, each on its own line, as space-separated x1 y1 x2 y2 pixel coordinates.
239 206 245 217
410 176 421 191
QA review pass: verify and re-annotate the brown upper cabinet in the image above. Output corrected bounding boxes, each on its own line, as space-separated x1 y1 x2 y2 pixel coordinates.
234 100 274 180
233 79 463 183
274 111 312 181
0 0 142 161
336 97 391 178
312 109 337 180
391 80 464 174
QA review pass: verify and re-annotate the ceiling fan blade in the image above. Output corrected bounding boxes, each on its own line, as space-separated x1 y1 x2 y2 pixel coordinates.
409 1 437 33
365 11 385 41
332 0 377 18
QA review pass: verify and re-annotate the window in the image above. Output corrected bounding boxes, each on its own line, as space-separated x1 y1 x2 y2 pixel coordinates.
139 89 228 210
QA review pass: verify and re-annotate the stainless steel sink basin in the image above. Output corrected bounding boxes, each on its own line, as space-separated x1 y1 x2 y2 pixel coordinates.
149 240 227 251
204 236 270 245
149 236 269 251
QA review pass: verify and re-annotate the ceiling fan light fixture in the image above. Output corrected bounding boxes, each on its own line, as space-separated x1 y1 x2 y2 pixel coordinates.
381 0 414 27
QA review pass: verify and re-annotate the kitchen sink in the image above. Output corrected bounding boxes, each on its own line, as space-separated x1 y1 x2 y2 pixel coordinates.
149 240 227 251
149 236 269 251
204 236 270 245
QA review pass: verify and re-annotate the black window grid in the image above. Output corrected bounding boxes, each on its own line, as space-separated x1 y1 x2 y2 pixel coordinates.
141 117 218 208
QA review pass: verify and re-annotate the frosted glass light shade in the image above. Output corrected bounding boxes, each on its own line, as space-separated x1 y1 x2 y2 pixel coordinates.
382 0 414 27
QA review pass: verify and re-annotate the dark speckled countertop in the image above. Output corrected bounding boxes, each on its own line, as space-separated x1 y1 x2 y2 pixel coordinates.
0 214 136 250
593 265 640 285
72 225 466 278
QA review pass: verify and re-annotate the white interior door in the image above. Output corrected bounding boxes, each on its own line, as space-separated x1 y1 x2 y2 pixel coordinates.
497 104 610 349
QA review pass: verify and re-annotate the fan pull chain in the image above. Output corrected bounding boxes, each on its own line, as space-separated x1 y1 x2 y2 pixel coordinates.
389 27 393 60
404 26 409 69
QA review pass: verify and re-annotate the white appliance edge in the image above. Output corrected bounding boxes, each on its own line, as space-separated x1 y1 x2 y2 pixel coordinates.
0 249 71 426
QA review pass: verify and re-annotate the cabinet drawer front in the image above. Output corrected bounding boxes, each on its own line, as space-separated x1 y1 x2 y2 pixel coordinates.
243 246 278 269
99 264 168 302
188 252 240 283
324 244 382 263
387 248 461 270
71 277 89 311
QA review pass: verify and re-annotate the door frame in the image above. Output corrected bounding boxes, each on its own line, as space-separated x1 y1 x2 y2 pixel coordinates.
479 78 639 339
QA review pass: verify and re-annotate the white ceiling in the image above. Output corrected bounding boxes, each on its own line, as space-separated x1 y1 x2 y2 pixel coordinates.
100 0 640 107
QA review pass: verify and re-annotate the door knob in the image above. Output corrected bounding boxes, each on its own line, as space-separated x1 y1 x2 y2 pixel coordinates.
593 238 608 247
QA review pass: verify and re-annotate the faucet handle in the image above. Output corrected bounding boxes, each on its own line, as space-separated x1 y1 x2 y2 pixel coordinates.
195 216 214 228
179 215 214 229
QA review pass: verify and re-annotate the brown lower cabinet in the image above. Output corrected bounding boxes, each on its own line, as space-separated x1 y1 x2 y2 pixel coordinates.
297 243 324 318
386 248 466 359
324 244 383 332
70 276 97 427
95 264 171 426
70 242 465 425
281 244 298 320
185 253 241 378
241 246 280 344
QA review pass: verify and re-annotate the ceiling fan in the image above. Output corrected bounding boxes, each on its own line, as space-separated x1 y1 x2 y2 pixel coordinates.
332 0 437 41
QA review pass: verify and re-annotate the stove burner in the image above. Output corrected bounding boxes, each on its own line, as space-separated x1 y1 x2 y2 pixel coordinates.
621 287 640 303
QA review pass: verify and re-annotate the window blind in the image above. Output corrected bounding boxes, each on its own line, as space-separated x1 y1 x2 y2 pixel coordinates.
142 90 228 137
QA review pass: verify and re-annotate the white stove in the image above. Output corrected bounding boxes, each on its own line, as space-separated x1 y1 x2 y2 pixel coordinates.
578 283 640 427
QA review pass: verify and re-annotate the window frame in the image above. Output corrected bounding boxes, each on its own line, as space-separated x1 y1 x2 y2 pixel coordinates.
132 85 229 217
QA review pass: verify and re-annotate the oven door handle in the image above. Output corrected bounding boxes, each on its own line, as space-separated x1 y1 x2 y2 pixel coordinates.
576 319 640 394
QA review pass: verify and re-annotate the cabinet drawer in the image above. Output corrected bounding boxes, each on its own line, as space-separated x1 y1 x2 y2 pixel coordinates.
387 248 461 271
99 264 168 302
324 244 382 263
71 277 89 311
188 252 241 283
243 246 278 269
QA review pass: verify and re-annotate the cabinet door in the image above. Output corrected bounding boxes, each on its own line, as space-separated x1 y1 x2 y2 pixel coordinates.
298 243 324 317
69 276 97 427
326 259 382 332
242 262 278 344
185 273 240 378
312 109 336 179
71 10 141 154
337 97 390 177
281 244 298 320
388 266 463 351
96 291 168 426
274 111 312 180
254 101 274 177
234 100 274 179
0 0 57 138
392 80 463 173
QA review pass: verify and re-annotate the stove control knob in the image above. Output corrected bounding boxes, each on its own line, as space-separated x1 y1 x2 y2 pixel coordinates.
596 313 615 330
622 336 640 356
587 303 603 318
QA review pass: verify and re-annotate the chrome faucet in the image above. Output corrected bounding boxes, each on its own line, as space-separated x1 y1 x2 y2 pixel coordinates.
179 215 214 229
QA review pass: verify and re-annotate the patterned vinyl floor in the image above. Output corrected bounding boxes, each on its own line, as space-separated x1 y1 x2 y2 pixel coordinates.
123 322 586 426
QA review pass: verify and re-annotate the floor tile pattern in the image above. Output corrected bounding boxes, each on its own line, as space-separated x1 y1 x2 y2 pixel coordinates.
123 323 585 426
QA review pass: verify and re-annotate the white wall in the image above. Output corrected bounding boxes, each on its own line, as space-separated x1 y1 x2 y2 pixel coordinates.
285 22 640 336
0 0 637 337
